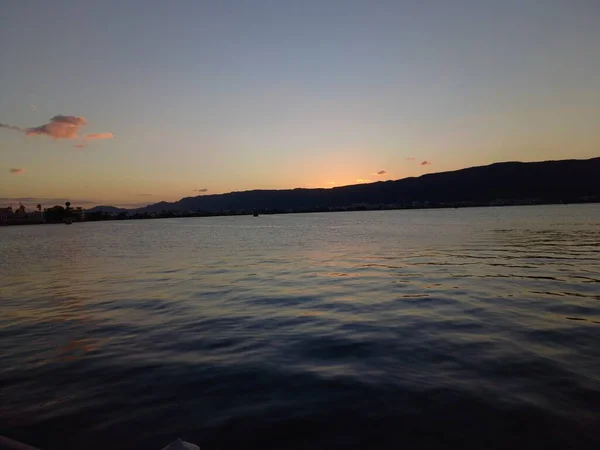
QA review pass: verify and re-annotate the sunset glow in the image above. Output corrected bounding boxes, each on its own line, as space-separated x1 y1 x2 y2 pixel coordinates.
1 1 599 208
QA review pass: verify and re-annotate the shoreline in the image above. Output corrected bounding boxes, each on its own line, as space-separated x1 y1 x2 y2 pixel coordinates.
1 200 597 227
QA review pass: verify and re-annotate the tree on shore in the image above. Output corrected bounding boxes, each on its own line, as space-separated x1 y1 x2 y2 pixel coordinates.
44 205 68 222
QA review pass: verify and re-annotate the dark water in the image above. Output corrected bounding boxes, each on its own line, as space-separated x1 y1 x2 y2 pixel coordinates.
1 206 599 450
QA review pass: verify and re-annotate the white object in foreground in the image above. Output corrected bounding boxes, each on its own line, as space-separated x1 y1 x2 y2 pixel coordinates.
161 439 200 450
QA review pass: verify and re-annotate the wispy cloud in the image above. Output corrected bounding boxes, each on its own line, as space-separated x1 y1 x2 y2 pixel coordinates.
376 170 387 175
9 168 25 174
194 188 209 193
29 104 37 110
420 160 432 166
356 179 371 183
405 157 415 161
137 194 153 197
0 115 113 141
84 132 114 140
74 144 86 149
1 122 24 132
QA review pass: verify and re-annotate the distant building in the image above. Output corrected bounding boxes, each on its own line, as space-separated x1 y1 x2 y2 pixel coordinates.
0 206 44 225
0 207 14 223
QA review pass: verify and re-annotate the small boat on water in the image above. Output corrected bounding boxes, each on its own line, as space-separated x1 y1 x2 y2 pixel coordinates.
64 218 73 225
253 210 259 217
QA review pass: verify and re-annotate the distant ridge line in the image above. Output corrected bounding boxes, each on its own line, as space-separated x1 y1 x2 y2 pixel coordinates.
91 157 600 213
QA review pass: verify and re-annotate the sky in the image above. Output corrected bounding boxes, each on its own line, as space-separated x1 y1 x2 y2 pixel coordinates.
1 0 599 208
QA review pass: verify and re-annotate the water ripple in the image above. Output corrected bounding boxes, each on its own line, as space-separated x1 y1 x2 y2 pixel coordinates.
1 205 600 450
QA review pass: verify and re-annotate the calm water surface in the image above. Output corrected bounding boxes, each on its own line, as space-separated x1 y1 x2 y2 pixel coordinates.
1 206 599 450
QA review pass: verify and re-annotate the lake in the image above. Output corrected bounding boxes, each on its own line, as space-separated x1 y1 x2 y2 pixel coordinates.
1 205 599 450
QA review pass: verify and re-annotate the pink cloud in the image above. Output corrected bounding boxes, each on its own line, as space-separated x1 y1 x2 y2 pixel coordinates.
1 115 113 142
84 132 114 140
421 161 432 166
9 168 25 174
26 115 87 139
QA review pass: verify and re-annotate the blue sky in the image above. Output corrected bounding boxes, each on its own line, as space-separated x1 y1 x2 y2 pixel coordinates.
1 0 599 207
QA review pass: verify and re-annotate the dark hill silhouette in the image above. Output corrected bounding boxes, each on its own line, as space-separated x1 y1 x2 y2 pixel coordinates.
123 157 599 213
86 205 128 214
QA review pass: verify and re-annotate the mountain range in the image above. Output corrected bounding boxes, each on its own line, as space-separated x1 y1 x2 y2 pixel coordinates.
94 157 600 213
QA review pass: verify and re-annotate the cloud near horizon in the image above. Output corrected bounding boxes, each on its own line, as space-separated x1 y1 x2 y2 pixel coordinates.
1 115 113 140
194 188 208 193
421 160 432 165
377 170 387 175
84 132 114 140
405 157 415 161
9 168 25 174
356 179 371 183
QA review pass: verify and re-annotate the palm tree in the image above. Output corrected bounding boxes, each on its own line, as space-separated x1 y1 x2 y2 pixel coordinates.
37 204 42 212
63 201 72 223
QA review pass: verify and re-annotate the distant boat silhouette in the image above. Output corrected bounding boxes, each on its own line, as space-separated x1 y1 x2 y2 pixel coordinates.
253 210 259 217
